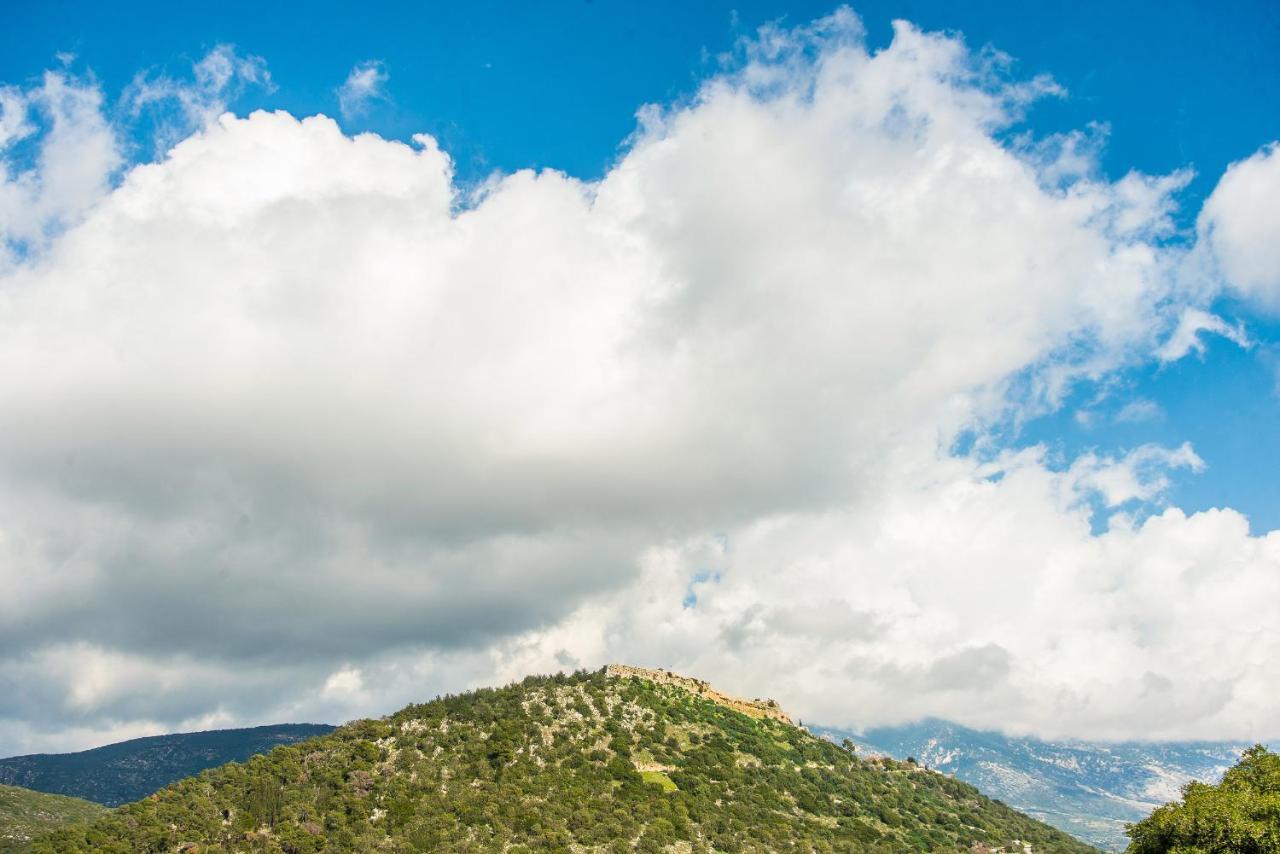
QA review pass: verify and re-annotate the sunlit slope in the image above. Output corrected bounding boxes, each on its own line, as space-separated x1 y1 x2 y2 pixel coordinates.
34 667 1097 852
0 784 105 853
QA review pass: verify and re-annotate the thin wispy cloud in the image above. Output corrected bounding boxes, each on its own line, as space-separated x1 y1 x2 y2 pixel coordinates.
126 45 272 138
1114 399 1164 424
336 60 389 119
1156 307 1251 362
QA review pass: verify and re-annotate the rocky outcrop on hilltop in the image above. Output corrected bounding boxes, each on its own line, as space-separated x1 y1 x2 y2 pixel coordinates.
604 663 794 725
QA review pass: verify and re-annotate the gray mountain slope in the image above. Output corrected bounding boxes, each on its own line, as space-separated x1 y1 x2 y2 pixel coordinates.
0 724 334 807
816 718 1263 851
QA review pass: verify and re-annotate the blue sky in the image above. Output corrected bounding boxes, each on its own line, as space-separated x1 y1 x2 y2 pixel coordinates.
2 2 1280 750
5 2 1278 529
6 0 1277 190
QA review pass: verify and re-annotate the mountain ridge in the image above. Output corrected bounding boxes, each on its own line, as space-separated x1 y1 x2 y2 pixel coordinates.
32 666 1097 852
817 717 1264 850
0 724 334 807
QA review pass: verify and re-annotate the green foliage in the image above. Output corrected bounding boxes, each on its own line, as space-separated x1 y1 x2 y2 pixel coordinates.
0 784 106 853
639 770 678 792
1126 744 1280 853
32 668 1097 852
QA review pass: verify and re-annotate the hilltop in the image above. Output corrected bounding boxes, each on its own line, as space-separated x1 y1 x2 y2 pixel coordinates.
0 785 104 853
0 724 334 808
601 665 793 725
33 666 1095 852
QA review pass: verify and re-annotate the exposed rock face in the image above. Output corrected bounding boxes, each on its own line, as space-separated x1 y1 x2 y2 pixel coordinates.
604 664 794 725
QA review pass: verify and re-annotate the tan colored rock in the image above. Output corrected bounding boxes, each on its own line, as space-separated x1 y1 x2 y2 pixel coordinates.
604 664 794 725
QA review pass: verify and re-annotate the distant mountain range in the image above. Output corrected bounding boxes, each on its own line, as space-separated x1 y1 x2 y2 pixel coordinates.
0 724 334 807
817 718 1261 851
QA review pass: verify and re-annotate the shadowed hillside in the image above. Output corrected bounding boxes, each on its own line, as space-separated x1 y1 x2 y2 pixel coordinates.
0 725 334 808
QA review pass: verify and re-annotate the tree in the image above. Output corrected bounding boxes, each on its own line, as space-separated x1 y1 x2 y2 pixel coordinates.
1125 744 1280 853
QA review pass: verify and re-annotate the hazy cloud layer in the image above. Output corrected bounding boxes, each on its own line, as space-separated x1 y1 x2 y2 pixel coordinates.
1 11 1277 754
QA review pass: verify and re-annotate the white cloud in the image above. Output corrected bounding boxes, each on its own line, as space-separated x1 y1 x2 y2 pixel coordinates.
125 45 272 149
0 86 35 147
1199 142 1280 310
1065 442 1203 508
1114 398 1163 423
1155 306 1250 362
320 666 369 716
336 60 389 119
1073 410 1098 430
498 460 1278 742
0 11 1275 753
0 71 120 269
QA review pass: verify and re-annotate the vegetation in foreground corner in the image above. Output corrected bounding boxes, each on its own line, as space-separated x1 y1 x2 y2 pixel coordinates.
0 784 106 853
1125 744 1280 853
34 668 1097 852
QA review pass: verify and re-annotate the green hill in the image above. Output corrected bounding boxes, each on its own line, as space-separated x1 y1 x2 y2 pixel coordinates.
33 666 1097 852
0 785 105 853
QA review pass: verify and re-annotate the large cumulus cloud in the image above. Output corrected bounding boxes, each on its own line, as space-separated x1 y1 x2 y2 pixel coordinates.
1 10 1276 753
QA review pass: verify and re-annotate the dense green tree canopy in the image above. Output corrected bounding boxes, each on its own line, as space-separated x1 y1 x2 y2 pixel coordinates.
1126 745 1280 854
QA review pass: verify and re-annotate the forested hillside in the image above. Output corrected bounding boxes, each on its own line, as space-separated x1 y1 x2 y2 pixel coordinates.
0 784 104 853
34 667 1095 852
